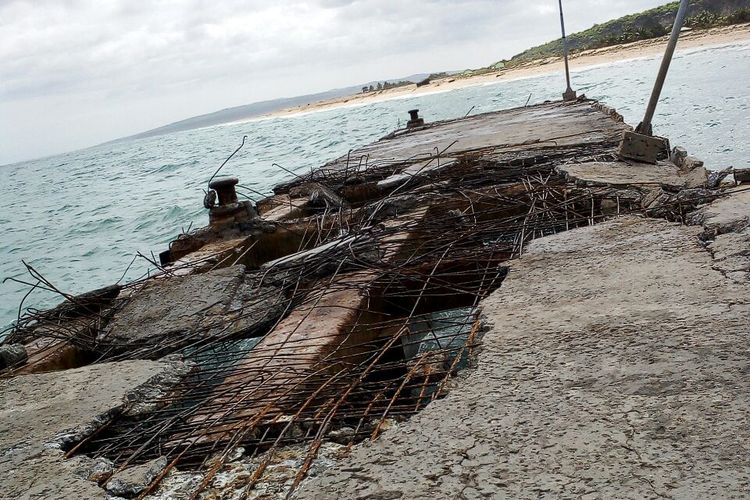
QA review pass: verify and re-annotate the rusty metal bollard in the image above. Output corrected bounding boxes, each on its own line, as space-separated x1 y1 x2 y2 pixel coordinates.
407 109 425 129
205 176 257 227
209 177 239 206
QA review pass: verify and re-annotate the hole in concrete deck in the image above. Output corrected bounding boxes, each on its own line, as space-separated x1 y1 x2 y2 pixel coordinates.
70 264 506 468
62 166 650 497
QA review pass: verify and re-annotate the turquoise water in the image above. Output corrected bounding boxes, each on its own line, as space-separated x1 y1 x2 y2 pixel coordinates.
1 42 749 332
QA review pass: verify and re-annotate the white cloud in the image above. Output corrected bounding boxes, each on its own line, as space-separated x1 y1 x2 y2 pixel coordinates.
0 0 667 164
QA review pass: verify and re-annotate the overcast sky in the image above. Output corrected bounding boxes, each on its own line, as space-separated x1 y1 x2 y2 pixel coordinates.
0 0 668 165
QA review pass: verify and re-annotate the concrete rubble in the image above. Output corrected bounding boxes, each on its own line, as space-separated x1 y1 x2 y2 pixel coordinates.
0 344 27 370
1 98 748 498
734 168 750 184
106 457 169 497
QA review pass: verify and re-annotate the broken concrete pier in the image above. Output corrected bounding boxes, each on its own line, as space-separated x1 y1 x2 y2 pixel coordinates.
1 98 748 498
298 205 750 499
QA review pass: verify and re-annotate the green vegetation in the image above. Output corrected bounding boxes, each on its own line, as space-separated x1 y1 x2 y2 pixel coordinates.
426 72 452 81
361 80 413 93
497 0 750 68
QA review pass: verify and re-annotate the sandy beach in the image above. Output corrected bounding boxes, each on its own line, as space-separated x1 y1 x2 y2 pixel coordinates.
268 23 750 118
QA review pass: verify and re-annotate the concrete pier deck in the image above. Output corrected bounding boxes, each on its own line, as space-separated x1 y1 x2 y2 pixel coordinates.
1 99 747 499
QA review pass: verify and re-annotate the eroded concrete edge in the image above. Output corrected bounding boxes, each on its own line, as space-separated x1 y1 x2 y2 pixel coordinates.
0 357 192 499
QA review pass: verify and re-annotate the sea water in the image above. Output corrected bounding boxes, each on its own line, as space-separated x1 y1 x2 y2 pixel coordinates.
1 42 748 332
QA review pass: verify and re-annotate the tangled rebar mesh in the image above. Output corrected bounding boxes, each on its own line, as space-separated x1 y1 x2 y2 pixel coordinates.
62 171 646 497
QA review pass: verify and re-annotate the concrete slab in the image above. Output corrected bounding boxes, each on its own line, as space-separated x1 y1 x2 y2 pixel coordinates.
260 195 308 222
1 452 107 500
101 265 285 356
16 337 81 374
559 160 684 188
296 214 750 499
188 208 431 440
192 270 377 430
167 236 251 275
0 359 186 499
377 158 457 190
320 101 628 179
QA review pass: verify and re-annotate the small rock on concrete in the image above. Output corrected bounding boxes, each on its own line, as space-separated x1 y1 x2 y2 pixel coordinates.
0 344 28 370
671 146 688 166
708 166 733 189
106 456 168 497
327 426 356 445
734 168 750 184
683 155 704 171
86 456 115 483
683 165 708 189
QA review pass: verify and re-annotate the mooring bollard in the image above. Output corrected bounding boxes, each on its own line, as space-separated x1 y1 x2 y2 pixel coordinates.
204 176 257 227
407 109 425 129
209 176 239 206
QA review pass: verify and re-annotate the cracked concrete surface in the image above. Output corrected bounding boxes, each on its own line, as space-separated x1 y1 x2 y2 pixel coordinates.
295 214 750 499
689 189 750 238
707 229 750 282
101 265 285 356
0 360 187 499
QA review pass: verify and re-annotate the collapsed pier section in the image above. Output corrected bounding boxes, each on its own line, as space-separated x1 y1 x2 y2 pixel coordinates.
0 98 731 499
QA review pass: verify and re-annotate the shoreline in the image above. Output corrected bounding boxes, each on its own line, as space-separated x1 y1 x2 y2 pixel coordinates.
265 23 750 120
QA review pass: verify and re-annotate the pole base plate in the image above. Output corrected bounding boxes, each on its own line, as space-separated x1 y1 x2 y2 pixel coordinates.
562 89 577 102
617 130 670 164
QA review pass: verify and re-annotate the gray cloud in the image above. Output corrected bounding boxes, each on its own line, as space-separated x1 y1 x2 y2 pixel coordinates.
0 0 666 164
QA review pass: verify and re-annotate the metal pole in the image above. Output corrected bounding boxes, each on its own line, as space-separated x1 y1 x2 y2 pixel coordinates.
637 0 690 134
558 0 573 94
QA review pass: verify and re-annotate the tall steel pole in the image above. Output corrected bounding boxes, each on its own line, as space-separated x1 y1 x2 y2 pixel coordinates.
618 0 691 163
559 0 576 101
636 0 690 134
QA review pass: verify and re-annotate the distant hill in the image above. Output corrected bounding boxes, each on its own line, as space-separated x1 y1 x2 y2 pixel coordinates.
501 0 750 67
117 74 431 143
